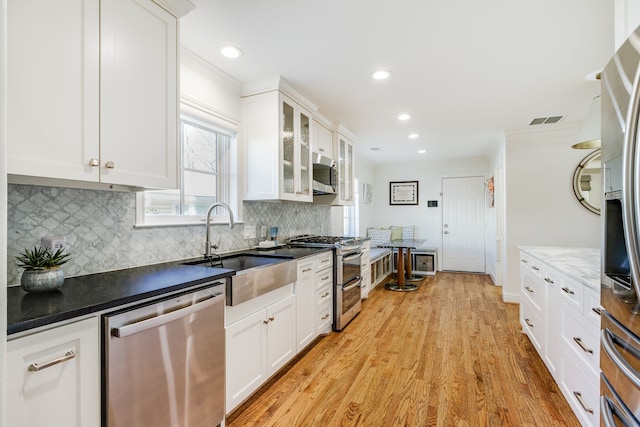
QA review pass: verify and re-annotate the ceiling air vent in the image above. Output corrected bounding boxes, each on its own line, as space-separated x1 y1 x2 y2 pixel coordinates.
530 116 564 125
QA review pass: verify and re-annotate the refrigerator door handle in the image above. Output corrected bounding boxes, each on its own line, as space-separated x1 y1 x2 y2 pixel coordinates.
622 64 640 298
601 327 640 390
601 372 640 426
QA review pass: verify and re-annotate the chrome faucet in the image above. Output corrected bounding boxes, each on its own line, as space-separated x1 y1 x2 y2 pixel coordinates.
205 202 235 257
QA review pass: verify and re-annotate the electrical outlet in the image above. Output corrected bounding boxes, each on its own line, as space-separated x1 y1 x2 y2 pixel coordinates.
244 226 256 239
41 235 66 251
260 226 267 238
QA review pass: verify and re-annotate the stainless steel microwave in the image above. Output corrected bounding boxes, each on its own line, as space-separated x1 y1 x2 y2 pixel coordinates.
312 152 337 195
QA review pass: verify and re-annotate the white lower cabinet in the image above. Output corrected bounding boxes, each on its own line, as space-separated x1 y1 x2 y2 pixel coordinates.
226 292 296 413
519 249 600 426
296 258 316 351
6 317 100 427
314 251 333 335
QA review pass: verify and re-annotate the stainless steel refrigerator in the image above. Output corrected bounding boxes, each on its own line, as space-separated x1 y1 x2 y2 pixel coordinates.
601 25 640 426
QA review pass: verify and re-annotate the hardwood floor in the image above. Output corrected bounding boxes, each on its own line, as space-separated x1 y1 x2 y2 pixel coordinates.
226 272 580 426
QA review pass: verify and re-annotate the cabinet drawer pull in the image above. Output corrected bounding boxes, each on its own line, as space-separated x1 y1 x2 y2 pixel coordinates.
521 259 528 264
562 287 575 295
544 277 554 284
532 266 540 271
105 160 115 169
88 158 99 167
302 268 313 273
321 292 329 298
321 276 330 281
573 337 594 354
525 318 534 327
592 307 602 316
321 259 330 264
28 351 76 372
524 286 534 293
263 316 274 324
573 391 594 414
321 314 330 320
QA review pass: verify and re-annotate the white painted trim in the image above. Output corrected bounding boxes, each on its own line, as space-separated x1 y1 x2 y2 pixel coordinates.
241 75 320 113
180 47 242 89
1 0 8 424
502 292 520 304
152 0 194 18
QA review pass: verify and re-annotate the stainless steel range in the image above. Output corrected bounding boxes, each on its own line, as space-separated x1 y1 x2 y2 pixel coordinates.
288 235 362 331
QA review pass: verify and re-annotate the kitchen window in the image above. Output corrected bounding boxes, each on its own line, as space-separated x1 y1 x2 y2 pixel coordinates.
136 112 239 226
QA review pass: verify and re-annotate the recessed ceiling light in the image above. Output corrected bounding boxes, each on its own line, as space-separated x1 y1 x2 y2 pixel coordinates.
221 45 243 58
398 114 411 121
418 149 426 154
409 133 419 139
371 70 391 80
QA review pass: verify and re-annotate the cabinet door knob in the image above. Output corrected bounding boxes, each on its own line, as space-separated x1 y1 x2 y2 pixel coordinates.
105 161 115 169
88 158 99 167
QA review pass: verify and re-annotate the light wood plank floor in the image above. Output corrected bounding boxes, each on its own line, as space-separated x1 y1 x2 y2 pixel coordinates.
227 272 580 427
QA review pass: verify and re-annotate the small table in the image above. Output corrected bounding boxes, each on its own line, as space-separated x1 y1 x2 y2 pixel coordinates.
378 239 426 292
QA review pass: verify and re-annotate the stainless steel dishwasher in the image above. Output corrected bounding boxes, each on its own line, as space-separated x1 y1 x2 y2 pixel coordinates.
102 281 225 427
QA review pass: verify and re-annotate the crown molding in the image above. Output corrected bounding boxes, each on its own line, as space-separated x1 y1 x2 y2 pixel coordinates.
241 76 319 113
153 0 195 18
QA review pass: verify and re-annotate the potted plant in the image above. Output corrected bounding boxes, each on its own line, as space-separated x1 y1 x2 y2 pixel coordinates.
15 246 71 293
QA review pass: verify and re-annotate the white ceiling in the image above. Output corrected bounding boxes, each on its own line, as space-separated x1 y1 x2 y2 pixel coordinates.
180 0 614 165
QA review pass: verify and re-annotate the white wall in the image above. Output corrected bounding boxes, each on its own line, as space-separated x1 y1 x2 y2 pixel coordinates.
503 124 601 302
355 155 376 236
1 0 7 423
360 157 491 271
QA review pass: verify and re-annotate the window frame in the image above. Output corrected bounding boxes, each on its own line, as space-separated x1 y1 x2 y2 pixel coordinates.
135 102 241 227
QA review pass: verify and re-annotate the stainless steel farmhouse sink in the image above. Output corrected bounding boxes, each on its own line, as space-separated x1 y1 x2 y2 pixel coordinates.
183 254 297 306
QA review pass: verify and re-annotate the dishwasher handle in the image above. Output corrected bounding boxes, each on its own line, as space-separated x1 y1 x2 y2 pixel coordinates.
112 291 224 338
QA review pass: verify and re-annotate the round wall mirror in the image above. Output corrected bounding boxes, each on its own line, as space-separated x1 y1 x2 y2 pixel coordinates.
572 149 601 215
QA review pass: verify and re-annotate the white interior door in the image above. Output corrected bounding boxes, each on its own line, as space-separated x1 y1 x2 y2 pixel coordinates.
442 176 486 272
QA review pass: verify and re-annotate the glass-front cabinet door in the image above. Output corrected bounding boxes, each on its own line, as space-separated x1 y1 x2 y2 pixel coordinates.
280 94 312 201
338 134 354 205
298 110 311 198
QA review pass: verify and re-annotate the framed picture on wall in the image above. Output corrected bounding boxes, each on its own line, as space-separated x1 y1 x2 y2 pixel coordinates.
389 181 419 205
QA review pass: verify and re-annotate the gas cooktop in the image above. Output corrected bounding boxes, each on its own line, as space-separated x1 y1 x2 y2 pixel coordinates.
287 235 362 248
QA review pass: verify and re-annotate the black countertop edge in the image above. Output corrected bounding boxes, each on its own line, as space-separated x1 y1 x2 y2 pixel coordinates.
7 246 332 336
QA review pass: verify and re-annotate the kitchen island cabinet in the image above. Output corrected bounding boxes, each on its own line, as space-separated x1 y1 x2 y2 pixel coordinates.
519 246 600 427
7 0 188 190
6 317 100 427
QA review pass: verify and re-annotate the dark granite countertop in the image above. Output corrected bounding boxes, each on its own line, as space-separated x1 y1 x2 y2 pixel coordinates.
7 245 331 335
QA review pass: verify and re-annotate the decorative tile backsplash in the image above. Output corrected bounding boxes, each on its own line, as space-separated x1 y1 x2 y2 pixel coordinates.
7 184 331 286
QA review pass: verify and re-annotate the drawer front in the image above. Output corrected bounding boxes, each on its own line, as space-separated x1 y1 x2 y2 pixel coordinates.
558 275 584 314
560 349 600 427
521 299 543 353
315 267 333 290
316 252 333 270
584 287 601 327
561 309 600 374
316 285 332 307
521 268 545 313
316 301 332 334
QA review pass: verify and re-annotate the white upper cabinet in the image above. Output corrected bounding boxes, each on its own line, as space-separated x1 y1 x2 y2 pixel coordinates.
243 90 313 202
7 0 100 183
7 0 186 189
336 132 355 205
99 0 178 188
311 117 334 159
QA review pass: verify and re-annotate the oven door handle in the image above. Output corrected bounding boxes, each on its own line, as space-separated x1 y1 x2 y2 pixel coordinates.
342 252 362 262
601 372 640 426
342 278 362 291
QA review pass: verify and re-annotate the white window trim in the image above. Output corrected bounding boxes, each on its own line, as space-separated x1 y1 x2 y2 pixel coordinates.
135 100 242 228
